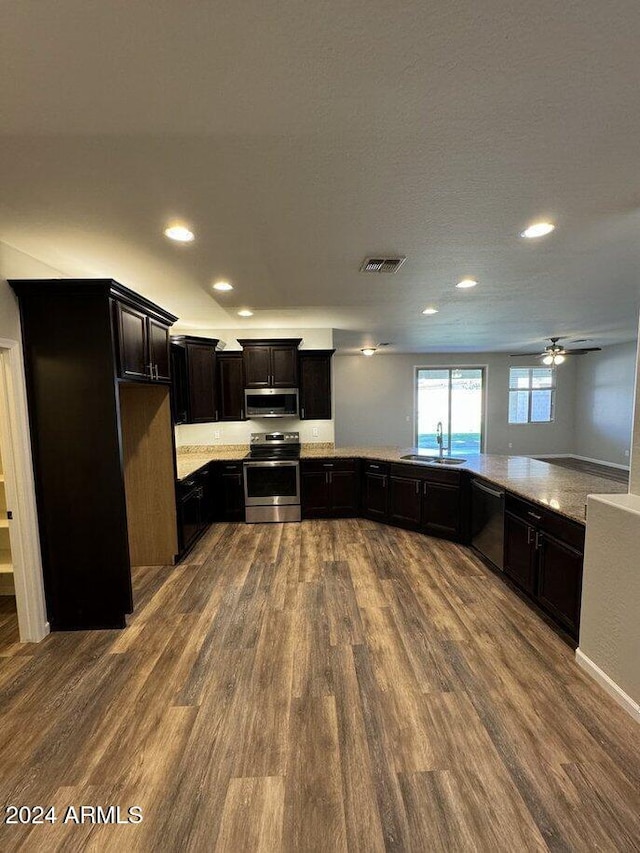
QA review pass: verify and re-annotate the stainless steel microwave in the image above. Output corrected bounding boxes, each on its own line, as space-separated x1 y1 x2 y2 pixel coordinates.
244 387 299 418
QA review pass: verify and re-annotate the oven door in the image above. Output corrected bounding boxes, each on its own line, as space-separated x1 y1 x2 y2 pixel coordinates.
243 460 301 506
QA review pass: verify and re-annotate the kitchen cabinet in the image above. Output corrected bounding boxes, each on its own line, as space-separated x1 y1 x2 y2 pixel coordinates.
299 350 334 420
216 462 245 521
362 462 389 520
503 493 585 638
113 298 172 382
217 352 245 421
301 459 359 517
170 336 220 424
422 471 463 541
177 465 214 558
389 471 422 528
238 338 302 388
10 278 179 631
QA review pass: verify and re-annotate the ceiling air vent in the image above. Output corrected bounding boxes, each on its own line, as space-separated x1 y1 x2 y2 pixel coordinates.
360 256 406 274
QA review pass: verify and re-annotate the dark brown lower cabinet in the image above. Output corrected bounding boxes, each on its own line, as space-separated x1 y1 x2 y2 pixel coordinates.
422 480 461 540
504 511 537 594
536 532 583 636
389 474 422 527
177 465 215 559
301 460 359 517
503 493 585 639
362 463 389 520
217 463 245 521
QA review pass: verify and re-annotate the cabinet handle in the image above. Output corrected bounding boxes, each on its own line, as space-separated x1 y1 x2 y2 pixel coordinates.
147 362 154 378
424 482 428 495
415 481 420 495
535 531 542 549
325 472 329 484
240 408 244 420
369 464 380 470
323 463 334 468
215 410 219 420
301 407 305 419
527 526 533 545
528 511 542 521
382 476 387 488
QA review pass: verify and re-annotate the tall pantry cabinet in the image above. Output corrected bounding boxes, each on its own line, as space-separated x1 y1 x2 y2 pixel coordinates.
10 279 179 630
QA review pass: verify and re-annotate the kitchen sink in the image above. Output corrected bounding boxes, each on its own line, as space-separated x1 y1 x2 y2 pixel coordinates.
400 454 466 465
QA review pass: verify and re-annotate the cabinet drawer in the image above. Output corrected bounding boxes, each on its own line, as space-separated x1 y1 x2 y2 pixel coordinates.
302 458 357 473
363 461 389 475
220 462 243 474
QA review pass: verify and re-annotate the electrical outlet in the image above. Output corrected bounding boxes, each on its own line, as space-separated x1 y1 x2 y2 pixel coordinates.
312 427 319 437
624 449 630 457
214 430 220 440
508 442 513 449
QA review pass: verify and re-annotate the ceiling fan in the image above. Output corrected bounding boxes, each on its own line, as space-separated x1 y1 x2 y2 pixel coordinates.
510 337 601 365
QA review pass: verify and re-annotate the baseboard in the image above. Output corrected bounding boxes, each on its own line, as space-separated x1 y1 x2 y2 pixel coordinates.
575 648 640 723
571 454 630 471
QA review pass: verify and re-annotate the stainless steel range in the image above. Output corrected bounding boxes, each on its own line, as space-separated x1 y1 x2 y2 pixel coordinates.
243 431 301 523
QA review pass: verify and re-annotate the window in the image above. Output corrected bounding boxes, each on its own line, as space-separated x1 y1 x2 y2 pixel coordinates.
416 367 485 455
508 367 555 424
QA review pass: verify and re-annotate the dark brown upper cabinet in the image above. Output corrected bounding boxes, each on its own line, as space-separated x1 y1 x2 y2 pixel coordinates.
217 352 246 421
113 297 173 383
170 336 220 424
299 350 334 420
238 339 302 388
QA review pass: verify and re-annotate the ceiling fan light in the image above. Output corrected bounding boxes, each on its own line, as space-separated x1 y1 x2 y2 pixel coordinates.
542 354 554 365
361 347 377 357
554 354 565 365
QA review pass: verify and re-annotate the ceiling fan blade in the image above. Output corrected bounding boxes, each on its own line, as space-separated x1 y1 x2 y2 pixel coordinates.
509 352 544 357
563 347 602 354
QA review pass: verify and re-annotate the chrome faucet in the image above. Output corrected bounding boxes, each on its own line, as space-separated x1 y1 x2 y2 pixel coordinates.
436 421 448 458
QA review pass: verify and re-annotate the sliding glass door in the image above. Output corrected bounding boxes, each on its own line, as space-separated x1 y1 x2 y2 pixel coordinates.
415 367 485 455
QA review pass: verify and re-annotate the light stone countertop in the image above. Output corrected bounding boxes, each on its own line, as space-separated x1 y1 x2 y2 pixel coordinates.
176 445 628 524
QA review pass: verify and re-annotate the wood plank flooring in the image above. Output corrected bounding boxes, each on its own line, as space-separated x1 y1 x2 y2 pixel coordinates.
0 520 638 852
537 456 630 484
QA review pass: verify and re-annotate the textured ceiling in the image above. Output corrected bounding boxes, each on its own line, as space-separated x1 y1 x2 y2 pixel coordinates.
1 0 639 352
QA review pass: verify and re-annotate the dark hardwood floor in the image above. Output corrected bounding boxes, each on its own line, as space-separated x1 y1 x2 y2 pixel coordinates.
537 456 630 484
0 520 638 851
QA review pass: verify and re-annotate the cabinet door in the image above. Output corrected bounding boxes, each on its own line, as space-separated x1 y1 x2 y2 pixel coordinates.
537 532 583 636
220 467 245 521
244 346 272 388
178 486 203 554
300 353 332 420
170 344 189 424
301 470 331 517
187 343 217 423
389 475 422 527
115 302 149 380
422 481 461 539
330 470 360 515
148 319 171 381
504 512 536 593
271 345 298 387
363 472 388 519
218 354 245 421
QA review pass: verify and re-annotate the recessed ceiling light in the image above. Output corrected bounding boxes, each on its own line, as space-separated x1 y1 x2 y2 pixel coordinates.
521 221 555 239
237 309 253 317
456 278 477 289
361 347 377 356
213 280 233 291
164 224 195 243
422 307 439 315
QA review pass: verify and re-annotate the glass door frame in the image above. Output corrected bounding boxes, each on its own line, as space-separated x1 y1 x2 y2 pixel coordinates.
413 365 488 454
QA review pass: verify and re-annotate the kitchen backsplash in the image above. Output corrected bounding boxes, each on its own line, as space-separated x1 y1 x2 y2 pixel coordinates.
174 418 335 447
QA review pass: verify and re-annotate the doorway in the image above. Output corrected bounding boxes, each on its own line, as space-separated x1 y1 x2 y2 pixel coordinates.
415 367 485 455
0 339 48 644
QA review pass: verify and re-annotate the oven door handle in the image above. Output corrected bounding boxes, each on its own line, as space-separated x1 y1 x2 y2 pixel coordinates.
243 460 300 467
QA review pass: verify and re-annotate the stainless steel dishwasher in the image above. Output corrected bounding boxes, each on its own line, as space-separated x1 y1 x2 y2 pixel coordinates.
471 478 505 570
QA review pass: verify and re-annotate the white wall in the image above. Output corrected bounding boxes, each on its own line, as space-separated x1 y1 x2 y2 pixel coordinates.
333 352 577 455
630 323 640 495
573 341 637 466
